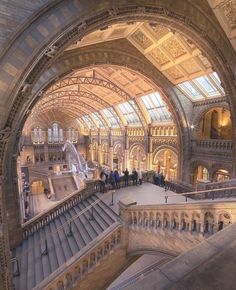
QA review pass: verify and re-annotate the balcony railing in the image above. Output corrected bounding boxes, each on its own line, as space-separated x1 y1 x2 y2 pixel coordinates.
192 139 233 153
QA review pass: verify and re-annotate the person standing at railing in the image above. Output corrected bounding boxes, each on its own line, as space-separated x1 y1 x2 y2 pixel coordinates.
109 171 115 190
132 168 138 186
123 168 129 187
114 170 120 189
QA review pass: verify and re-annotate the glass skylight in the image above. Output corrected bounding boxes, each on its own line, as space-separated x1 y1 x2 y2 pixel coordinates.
141 92 172 122
83 116 94 128
177 72 224 101
91 112 105 128
118 102 140 124
102 109 119 127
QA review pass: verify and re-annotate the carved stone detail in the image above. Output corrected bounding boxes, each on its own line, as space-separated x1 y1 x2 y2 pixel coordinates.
0 127 11 142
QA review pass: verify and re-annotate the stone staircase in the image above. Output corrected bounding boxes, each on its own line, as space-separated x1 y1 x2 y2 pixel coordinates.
12 194 119 290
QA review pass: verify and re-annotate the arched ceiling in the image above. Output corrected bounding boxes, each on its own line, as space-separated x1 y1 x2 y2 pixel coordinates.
29 65 173 129
27 21 225 131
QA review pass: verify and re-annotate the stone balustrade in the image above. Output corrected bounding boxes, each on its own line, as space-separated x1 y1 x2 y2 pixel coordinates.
22 179 100 239
33 223 123 290
121 201 236 240
192 139 233 154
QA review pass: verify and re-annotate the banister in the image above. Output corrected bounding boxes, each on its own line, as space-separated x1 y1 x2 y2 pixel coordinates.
33 222 123 290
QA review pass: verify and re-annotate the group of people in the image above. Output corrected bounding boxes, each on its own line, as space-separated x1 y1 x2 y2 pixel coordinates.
99 168 143 193
153 171 166 187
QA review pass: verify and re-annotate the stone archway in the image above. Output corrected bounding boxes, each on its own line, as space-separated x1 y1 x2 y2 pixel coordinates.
1 2 236 288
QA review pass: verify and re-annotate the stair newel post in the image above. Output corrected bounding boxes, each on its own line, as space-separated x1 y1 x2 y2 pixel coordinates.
110 190 115 206
42 239 48 256
67 221 73 237
90 206 94 220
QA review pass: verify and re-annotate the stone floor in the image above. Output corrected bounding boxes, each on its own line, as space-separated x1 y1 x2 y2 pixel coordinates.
97 182 236 214
97 182 187 214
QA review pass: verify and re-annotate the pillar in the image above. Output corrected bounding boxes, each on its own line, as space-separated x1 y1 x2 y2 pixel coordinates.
124 127 129 170
97 129 102 165
147 125 153 170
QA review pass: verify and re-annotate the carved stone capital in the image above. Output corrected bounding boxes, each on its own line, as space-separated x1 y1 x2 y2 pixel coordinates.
0 127 11 142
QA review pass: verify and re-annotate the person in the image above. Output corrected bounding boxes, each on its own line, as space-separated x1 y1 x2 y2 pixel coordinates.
160 172 165 187
132 168 138 186
109 171 115 189
137 168 142 185
100 170 106 193
123 168 129 187
114 170 120 189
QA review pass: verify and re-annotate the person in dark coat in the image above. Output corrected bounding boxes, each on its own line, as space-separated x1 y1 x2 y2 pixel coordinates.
132 168 138 186
114 170 120 189
109 171 115 189
123 168 129 187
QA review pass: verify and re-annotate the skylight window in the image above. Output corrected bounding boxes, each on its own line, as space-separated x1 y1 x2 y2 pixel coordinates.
118 102 140 124
102 109 119 127
194 76 219 96
177 72 224 101
83 116 94 128
141 92 172 122
91 112 105 128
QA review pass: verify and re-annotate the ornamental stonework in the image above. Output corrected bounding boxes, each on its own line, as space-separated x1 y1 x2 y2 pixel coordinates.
152 137 178 147
222 0 236 29
150 48 169 66
162 37 186 58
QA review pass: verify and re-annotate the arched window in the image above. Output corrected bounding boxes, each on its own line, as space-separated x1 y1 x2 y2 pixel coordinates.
52 123 59 142
33 127 43 143
48 128 52 143
59 128 63 143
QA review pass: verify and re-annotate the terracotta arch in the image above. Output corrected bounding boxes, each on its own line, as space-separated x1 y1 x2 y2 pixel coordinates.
1 0 236 266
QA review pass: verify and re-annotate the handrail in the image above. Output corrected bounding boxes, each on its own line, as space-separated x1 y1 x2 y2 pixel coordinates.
22 179 100 238
16 195 103 261
163 186 236 203
33 222 123 290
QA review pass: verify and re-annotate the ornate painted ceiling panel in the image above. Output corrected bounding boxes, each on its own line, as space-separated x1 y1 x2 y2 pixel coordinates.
67 22 214 85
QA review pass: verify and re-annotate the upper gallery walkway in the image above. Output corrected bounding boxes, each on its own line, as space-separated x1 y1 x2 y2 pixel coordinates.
97 182 236 214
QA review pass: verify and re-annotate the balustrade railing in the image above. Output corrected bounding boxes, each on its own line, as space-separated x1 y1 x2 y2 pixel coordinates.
22 179 100 239
192 139 233 151
120 201 236 238
32 223 123 290
164 186 236 203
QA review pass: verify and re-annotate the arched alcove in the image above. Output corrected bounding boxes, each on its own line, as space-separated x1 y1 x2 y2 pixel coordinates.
198 107 232 140
153 148 178 181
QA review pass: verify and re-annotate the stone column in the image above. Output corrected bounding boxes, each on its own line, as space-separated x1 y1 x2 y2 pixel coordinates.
147 125 153 170
124 126 129 169
97 129 102 165
108 129 113 170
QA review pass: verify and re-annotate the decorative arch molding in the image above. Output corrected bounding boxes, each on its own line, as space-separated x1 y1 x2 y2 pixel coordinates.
192 104 231 135
129 143 146 157
113 141 124 153
1 0 236 256
211 163 233 175
152 145 179 158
